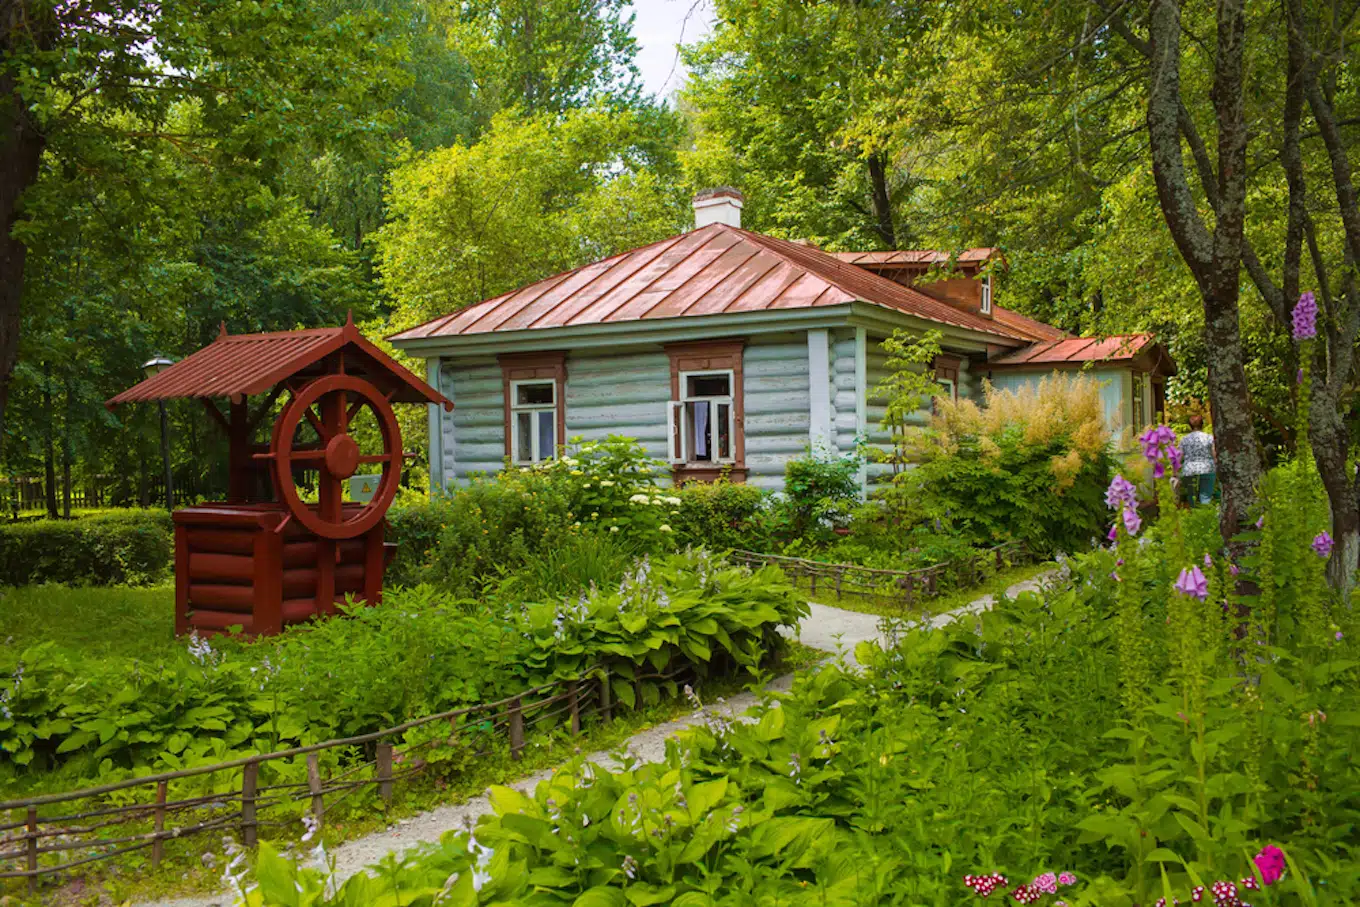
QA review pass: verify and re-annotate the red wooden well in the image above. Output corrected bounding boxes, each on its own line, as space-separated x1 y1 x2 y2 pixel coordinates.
108 316 452 637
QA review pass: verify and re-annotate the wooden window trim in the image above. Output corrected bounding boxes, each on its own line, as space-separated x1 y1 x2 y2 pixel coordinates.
499 351 567 463
665 339 746 483
934 354 960 406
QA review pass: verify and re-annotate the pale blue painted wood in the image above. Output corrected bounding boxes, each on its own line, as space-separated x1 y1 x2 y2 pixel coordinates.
440 357 504 483
743 334 811 491
565 350 671 460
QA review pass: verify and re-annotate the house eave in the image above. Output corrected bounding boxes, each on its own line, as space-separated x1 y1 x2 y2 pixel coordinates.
392 300 1027 359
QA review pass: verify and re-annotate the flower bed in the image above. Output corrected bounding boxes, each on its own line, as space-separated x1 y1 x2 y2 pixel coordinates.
244 453 1360 905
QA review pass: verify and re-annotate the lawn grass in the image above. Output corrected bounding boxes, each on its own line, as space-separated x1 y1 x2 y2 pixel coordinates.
0 582 177 661
790 561 1056 618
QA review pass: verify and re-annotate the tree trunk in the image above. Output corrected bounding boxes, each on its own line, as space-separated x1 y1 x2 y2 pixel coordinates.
0 5 52 449
866 152 895 249
41 372 56 519
1146 0 1261 544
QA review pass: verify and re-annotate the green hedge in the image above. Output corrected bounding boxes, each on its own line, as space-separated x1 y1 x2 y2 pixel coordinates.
0 509 172 586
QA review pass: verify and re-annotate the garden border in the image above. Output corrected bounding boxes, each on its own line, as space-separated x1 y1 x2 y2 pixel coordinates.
0 661 699 892
729 541 1027 608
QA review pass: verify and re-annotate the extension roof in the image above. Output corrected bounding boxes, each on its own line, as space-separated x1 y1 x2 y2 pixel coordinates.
108 316 453 408
830 248 1001 268
388 225 1034 345
987 334 1177 376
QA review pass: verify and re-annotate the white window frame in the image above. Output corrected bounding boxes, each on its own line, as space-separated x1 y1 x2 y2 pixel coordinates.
980 274 993 315
936 376 957 403
509 379 558 465
670 369 736 466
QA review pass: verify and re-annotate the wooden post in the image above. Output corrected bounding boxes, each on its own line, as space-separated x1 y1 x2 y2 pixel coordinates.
376 743 394 805
834 570 843 600
903 574 914 608
568 680 581 736
809 571 817 596
307 754 324 828
241 760 259 848
25 806 37 895
252 518 284 636
508 697 525 760
152 781 168 869
362 522 385 608
598 669 612 722
174 523 190 636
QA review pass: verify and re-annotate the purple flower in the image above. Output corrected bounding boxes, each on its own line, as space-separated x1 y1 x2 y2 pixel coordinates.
1336 630 1344 641
1107 523 1118 543
1229 563 1240 577
1174 565 1209 601
1140 425 1180 477
1256 515 1265 530
1203 552 1213 568
1293 292 1318 341
1123 506 1141 536
1105 474 1138 511
1313 532 1333 558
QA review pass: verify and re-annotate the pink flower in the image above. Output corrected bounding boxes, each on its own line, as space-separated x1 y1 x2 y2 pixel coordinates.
1140 425 1180 477
1174 565 1209 601
1313 532 1333 558
1123 506 1142 536
1107 523 1118 543
1032 872 1057 894
1253 844 1286 885
1293 291 1318 340
1057 872 1076 886
1229 563 1240 577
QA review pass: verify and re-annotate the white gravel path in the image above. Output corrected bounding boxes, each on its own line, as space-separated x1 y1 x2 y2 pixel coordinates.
146 571 1050 907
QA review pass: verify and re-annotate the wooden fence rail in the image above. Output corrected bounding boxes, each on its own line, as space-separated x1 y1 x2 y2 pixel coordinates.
0 661 700 892
730 541 1028 610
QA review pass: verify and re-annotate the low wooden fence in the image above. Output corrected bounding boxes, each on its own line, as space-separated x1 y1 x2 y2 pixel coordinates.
730 540 1027 609
0 662 694 893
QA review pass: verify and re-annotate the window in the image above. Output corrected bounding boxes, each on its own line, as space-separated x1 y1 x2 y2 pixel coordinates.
498 351 566 466
511 380 557 464
1131 372 1146 431
934 354 961 410
980 274 993 315
664 340 746 481
671 370 735 464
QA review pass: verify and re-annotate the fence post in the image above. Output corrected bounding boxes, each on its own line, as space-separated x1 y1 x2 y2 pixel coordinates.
508 697 525 760
809 571 817 597
25 806 37 895
598 669 612 723
834 569 843 600
152 781 168 870
241 760 259 849
307 754 324 829
568 680 581 736
376 743 394 805
903 574 914 608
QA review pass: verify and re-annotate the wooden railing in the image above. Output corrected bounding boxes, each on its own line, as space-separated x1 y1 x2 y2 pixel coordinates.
0 661 699 893
730 541 1028 608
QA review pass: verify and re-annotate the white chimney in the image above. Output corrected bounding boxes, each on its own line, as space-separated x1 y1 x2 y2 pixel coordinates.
692 186 744 229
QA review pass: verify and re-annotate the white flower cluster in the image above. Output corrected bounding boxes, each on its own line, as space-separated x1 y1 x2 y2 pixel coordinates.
0 660 21 720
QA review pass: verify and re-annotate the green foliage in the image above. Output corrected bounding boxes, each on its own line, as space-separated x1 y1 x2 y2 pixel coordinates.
251 459 1360 906
885 376 1115 554
667 479 769 552
0 509 171 586
0 549 802 790
781 448 863 538
873 328 944 466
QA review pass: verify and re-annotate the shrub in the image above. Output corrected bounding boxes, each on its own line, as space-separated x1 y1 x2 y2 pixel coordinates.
782 448 863 537
885 373 1115 553
0 509 172 586
668 477 768 550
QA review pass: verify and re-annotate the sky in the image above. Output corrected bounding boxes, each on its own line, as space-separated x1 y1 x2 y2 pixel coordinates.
628 0 715 101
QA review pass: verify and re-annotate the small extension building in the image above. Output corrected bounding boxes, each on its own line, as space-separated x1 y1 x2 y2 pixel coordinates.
390 188 1175 492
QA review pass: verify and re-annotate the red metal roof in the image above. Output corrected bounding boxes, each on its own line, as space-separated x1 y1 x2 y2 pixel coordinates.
108 318 452 408
831 247 1000 268
990 306 1069 342
987 334 1156 366
390 226 1029 344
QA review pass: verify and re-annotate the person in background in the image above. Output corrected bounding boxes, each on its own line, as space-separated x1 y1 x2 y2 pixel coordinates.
1179 414 1216 505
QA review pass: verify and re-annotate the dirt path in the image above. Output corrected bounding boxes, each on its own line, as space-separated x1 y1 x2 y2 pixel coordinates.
148 572 1050 906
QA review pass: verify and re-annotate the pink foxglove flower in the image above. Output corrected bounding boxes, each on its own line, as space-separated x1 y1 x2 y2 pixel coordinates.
1312 532 1333 558
1139 425 1180 477
1293 291 1318 340
1174 565 1209 601
1105 474 1138 510
1123 506 1142 536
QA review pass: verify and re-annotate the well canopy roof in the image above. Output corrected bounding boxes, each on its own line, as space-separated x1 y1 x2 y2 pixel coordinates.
389 225 1042 346
108 317 452 409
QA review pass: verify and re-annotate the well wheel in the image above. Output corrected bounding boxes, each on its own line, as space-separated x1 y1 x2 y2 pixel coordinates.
268 375 402 540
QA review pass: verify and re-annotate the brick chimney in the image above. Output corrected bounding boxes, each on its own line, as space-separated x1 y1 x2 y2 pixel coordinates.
692 187 744 229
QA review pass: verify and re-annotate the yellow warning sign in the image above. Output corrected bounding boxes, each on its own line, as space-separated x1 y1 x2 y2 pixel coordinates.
350 474 382 503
